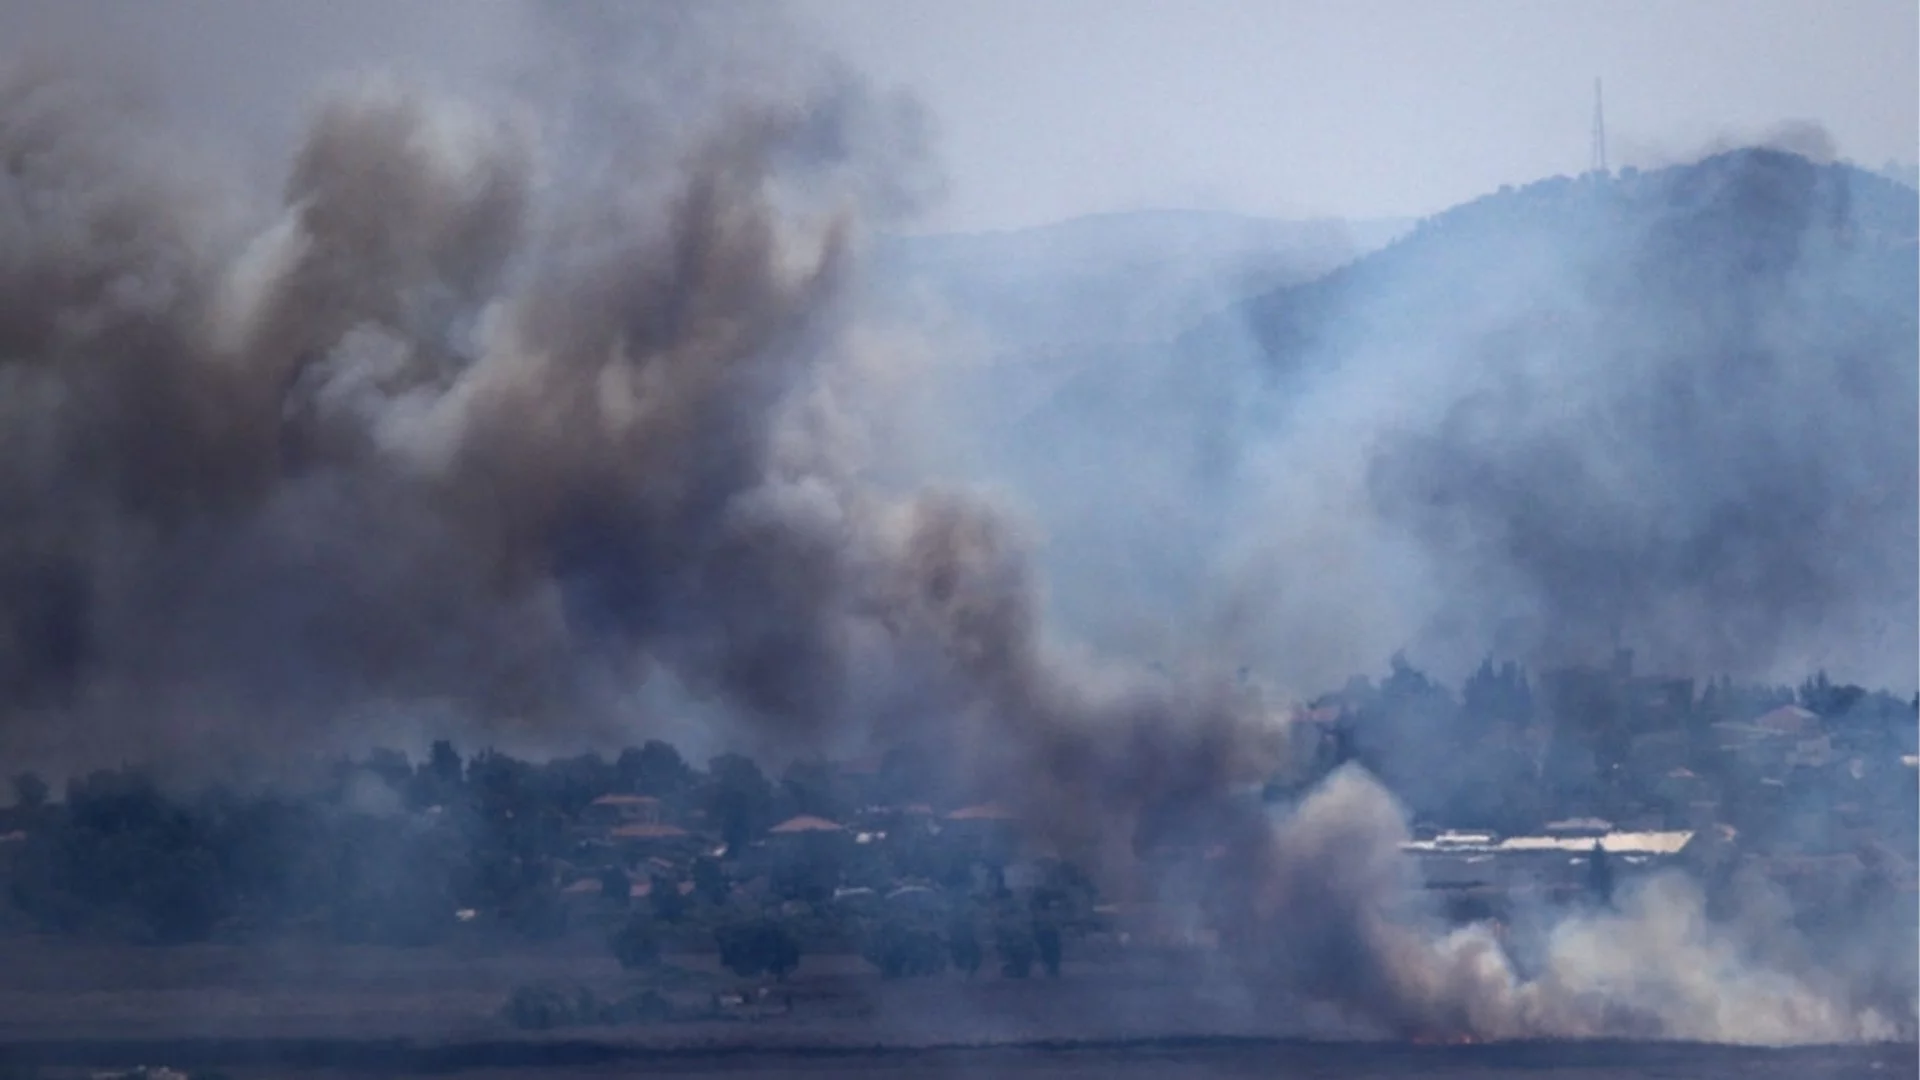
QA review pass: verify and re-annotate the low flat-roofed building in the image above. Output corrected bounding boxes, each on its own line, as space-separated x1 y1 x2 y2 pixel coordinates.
1752 704 1822 738
1493 829 1693 856
1403 827 1694 895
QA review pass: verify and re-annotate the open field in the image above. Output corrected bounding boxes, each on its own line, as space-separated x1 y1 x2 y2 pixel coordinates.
0 1037 1912 1080
0 935 1345 1043
0 937 1912 1079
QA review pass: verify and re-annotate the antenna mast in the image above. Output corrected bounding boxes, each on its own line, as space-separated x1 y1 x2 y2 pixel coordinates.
1589 77 1609 175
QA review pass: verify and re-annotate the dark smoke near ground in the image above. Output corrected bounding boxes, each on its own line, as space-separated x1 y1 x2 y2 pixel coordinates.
0 0 1911 1049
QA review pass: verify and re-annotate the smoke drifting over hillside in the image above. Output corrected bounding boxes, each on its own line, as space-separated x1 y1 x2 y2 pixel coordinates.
1161 151 1920 694
0 0 1910 1048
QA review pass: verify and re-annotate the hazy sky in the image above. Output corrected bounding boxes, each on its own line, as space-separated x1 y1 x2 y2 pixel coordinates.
795 0 1919 230
3 0 1914 232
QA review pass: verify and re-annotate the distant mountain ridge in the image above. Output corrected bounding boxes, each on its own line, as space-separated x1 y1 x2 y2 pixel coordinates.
870 209 1412 353
1203 151 1918 380
1191 148 1918 681
870 152 1916 685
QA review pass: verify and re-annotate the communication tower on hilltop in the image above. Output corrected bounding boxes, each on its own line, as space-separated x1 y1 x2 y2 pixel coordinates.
1589 77 1609 175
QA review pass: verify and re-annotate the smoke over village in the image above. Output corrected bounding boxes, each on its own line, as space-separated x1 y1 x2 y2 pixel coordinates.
0 1 1912 1071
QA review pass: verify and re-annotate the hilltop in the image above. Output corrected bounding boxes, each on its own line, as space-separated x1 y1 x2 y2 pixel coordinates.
870 209 1410 353
1170 149 1919 684
1208 150 1918 379
890 153 1917 679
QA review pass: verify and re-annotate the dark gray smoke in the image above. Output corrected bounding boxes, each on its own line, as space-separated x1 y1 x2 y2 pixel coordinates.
0 3 1283 869
0 2 1297 1009
0 6 921 768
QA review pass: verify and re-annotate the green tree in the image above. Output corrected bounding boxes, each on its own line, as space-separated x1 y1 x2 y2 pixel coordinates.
1034 918 1062 977
772 847 841 907
780 758 850 822
948 914 983 977
600 865 632 908
610 912 663 970
706 754 774 852
428 740 463 787
763 921 801 981
996 919 1036 979
1462 657 1534 731
716 918 801 981
416 739 464 807
1586 841 1615 907
11 771 48 811
649 874 687 923
1798 670 1866 718
541 753 614 815
690 856 729 906
361 747 413 792
862 917 946 979
621 740 693 797
20 769 234 944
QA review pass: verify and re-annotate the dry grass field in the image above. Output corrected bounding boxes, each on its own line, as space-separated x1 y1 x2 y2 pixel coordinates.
0 936 1911 1080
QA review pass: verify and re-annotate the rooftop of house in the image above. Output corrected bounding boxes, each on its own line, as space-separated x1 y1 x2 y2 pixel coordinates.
769 814 845 834
610 822 689 840
1752 704 1821 735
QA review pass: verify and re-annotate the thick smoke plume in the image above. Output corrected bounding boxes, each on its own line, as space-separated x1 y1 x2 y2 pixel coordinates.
0 2 1285 874
1231 768 1909 1043
0 9 906 767
0 1 1908 1047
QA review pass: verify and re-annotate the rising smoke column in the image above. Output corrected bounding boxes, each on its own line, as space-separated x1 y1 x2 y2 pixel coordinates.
1231 767 1910 1043
0 2 1287 846
0 6 926 767
0 3 1296 1012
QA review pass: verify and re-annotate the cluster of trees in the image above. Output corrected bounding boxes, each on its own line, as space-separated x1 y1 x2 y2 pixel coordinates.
2 656 1911 949
854 890 1065 981
1295 655 1917 833
0 733 1075 952
604 893 1065 983
1 740 708 945
501 983 672 1031
6 762 499 945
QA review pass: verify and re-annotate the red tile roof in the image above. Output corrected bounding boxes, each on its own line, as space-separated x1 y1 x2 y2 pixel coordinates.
769 814 845 834
610 822 689 840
